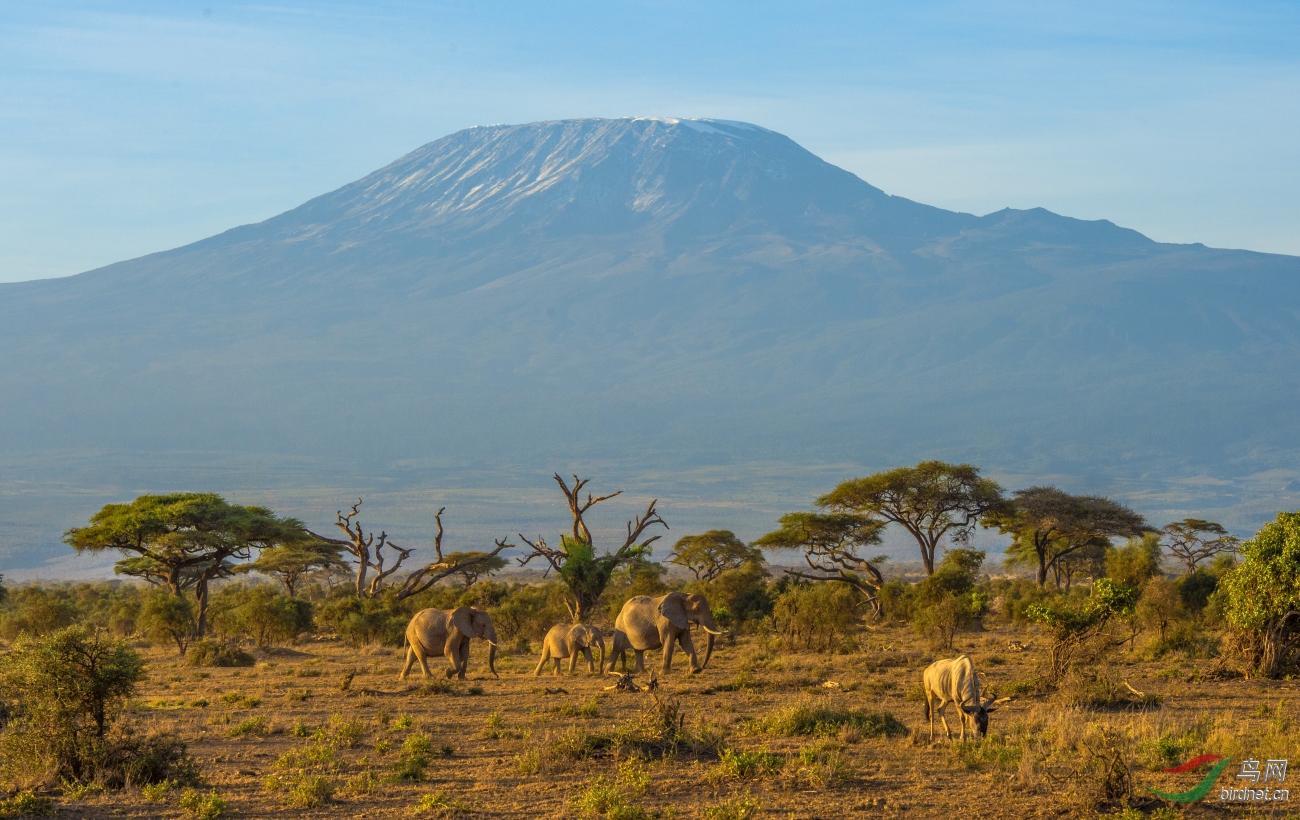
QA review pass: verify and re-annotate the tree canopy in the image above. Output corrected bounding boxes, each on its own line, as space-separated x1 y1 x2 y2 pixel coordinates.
64 493 307 635
817 461 1004 574
987 486 1147 587
668 530 762 581
517 474 667 621
1162 518 1238 575
753 510 889 616
1218 511 1300 678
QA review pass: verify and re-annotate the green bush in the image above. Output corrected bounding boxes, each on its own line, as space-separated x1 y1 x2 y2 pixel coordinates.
179 788 226 819
1217 511 1300 677
315 594 408 646
0 625 144 785
138 589 196 656
773 583 862 651
570 760 649 820
184 639 254 668
0 585 79 640
209 585 312 647
749 698 907 739
0 791 55 818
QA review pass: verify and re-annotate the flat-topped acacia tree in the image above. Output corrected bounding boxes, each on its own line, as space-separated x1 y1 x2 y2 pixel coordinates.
817 461 1005 575
517 474 668 622
64 493 307 636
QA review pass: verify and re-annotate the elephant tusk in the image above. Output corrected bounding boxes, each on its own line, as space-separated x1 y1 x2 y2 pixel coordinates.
701 626 725 635
484 639 498 647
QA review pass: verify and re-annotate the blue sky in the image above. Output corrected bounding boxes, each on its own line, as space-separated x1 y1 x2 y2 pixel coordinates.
1 1 1297 282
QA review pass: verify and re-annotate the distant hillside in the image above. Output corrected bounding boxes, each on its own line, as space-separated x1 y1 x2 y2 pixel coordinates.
3 117 1298 575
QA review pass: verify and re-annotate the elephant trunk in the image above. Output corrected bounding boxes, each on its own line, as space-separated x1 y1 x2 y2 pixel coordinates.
487 642 498 678
597 637 606 673
703 631 716 670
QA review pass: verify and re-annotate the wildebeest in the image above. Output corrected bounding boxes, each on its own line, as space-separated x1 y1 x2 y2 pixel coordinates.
922 654 1004 741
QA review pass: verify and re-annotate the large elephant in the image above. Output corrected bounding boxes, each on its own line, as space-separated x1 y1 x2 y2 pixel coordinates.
614 592 723 675
533 623 606 676
399 606 498 681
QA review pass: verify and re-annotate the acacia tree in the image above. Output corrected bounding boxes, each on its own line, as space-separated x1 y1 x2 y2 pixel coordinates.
818 461 1004 575
753 511 889 617
1218 511 1300 678
64 493 306 636
309 502 512 600
238 540 346 597
1162 518 1239 575
668 530 762 581
517 474 667 622
988 487 1147 587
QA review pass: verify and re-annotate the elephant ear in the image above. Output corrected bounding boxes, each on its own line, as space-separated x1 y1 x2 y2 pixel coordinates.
567 624 589 646
657 594 690 631
450 607 475 639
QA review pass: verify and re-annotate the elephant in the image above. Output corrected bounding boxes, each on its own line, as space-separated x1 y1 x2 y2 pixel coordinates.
613 592 724 675
605 627 634 673
533 623 606 676
399 606 498 681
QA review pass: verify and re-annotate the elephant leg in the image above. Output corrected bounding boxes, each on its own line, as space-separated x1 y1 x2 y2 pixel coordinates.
533 648 549 676
661 636 676 675
583 647 595 673
678 630 701 673
457 639 470 680
400 645 417 681
633 650 645 673
568 649 579 675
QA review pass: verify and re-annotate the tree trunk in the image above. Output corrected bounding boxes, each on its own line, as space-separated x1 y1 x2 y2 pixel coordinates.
194 580 210 637
1036 553 1049 587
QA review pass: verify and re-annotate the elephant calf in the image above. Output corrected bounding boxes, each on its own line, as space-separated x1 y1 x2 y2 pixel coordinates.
400 606 498 681
534 623 606 676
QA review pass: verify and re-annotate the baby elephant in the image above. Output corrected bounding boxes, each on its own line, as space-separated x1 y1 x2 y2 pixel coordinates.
534 623 606 676
604 627 634 673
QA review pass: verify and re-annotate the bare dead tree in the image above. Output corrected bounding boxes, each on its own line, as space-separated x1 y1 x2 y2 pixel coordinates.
517 474 667 621
309 501 511 600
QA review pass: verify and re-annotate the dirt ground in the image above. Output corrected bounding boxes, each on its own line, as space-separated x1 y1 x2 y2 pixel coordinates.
51 623 1300 819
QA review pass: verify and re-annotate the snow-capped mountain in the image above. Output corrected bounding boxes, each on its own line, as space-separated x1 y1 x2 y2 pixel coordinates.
3 117 1299 571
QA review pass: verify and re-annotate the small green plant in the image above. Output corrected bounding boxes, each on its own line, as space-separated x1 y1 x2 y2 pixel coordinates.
701 792 761 820
467 685 484 696
749 698 908 738
392 714 414 731
292 720 314 738
286 688 311 702
276 743 339 773
570 759 649 820
553 696 602 718
189 698 209 708
0 791 56 817
141 779 174 802
716 747 782 780
318 712 365 748
516 748 541 774
229 715 271 738
344 769 380 796
286 774 335 808
411 789 473 816
60 779 104 799
179 788 227 819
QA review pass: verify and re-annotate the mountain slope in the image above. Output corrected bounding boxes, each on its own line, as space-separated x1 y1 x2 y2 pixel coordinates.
2 117 1298 572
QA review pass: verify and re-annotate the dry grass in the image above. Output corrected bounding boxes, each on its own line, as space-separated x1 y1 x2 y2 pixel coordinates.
23 622 1300 818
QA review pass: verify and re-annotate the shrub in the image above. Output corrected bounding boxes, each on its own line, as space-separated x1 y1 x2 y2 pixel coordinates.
0 625 144 785
773 583 862 651
229 716 271 738
97 730 198 788
318 713 365 748
140 779 173 802
184 640 254 668
412 790 473 817
570 760 649 820
209 585 312 647
0 586 79 640
179 788 226 819
1026 578 1137 684
138 589 196 656
178 790 226 820
1217 511 1300 677
715 747 782 780
286 773 335 808
749 698 907 739
0 791 56 818
701 792 761 820
316 594 408 646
